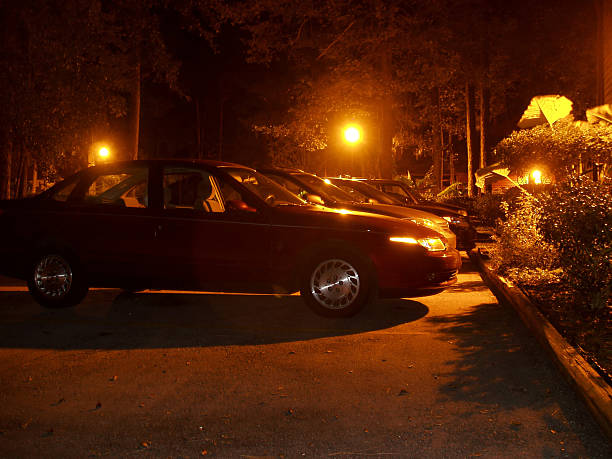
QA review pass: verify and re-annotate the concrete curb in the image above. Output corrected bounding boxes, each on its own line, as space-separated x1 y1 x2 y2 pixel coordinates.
469 250 612 441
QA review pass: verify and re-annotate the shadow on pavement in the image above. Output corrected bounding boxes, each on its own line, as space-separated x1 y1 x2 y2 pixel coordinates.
426 301 608 453
0 289 429 350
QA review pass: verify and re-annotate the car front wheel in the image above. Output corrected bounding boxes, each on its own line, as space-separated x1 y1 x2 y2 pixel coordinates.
27 253 88 308
300 252 371 317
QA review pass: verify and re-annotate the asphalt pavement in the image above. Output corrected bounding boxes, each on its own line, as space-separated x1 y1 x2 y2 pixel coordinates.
0 255 610 458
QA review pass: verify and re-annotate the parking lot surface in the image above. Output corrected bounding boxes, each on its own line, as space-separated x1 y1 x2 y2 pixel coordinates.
0 256 610 457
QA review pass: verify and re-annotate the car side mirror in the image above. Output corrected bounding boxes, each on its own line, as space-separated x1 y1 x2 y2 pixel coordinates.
226 199 257 213
305 193 324 205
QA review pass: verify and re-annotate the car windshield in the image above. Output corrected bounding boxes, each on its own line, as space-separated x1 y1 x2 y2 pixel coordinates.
294 174 354 203
378 182 420 204
341 181 401 205
223 167 305 206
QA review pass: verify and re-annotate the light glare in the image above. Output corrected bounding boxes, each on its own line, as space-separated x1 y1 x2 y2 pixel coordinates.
532 169 542 184
344 126 361 143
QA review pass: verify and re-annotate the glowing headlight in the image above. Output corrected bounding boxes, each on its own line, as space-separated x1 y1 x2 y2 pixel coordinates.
389 236 446 252
443 215 462 224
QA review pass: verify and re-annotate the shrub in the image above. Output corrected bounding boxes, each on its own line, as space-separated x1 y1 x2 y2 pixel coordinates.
495 121 612 179
538 175 612 311
493 193 559 278
472 193 504 226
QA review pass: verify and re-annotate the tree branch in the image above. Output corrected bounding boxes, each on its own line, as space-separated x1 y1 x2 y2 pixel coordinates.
317 21 355 60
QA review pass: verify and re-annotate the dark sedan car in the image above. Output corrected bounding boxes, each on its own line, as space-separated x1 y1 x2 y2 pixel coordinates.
0 160 461 317
258 167 458 248
355 178 476 251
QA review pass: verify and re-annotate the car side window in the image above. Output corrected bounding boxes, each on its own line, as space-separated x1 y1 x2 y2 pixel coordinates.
84 167 149 208
50 178 79 202
162 167 225 213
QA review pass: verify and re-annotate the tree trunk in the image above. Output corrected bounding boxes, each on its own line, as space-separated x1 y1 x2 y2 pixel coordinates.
479 80 490 170
465 81 476 197
16 150 27 199
0 127 11 199
1 151 11 200
195 97 202 159
379 98 394 179
449 132 455 185
129 63 141 160
31 159 37 194
431 88 442 191
218 84 224 161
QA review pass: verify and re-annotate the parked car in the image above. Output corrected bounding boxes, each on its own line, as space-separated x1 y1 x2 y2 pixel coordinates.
0 160 461 317
362 178 469 215
258 167 457 249
329 177 476 251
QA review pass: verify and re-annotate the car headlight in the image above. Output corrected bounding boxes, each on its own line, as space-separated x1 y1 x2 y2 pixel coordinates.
443 215 463 225
389 236 447 252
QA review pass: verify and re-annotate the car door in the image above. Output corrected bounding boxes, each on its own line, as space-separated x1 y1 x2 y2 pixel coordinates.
62 164 158 286
150 165 272 291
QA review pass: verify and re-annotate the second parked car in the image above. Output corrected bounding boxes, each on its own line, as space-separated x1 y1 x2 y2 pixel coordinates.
330 177 476 251
258 167 458 249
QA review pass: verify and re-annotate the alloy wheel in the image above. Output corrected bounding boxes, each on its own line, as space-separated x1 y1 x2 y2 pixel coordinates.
310 258 360 309
33 254 73 299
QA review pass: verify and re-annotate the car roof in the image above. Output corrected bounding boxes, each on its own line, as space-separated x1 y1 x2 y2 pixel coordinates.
258 166 305 174
88 158 252 171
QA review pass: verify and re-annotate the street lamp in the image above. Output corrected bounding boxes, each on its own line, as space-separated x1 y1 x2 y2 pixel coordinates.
343 125 361 144
98 146 110 159
531 169 542 184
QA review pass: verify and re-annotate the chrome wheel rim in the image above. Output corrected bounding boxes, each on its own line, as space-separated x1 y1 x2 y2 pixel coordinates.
34 255 73 298
310 258 360 309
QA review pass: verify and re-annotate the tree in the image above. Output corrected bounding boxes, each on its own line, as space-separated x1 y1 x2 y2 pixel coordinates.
495 121 612 179
0 0 190 197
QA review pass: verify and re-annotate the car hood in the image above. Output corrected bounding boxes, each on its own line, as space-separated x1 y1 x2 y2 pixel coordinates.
268 204 442 240
334 202 448 224
423 201 468 216
405 203 465 218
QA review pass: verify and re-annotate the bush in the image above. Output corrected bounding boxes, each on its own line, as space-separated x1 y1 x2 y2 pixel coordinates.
472 193 504 226
493 193 559 278
539 175 612 311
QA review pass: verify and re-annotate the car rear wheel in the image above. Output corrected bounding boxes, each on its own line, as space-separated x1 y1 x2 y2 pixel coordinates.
300 251 371 317
27 253 88 308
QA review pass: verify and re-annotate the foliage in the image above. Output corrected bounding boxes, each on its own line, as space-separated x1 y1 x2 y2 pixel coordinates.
492 194 559 276
437 183 468 199
538 175 612 311
0 0 191 191
472 193 504 226
494 121 612 180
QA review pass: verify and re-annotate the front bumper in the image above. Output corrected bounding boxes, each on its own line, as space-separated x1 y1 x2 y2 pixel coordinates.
373 247 462 298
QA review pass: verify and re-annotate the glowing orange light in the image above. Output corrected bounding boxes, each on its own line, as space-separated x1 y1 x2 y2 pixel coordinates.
532 170 542 184
98 147 110 158
344 125 361 144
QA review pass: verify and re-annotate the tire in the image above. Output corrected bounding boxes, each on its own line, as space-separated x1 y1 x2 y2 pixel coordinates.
27 252 89 308
300 250 372 317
